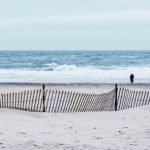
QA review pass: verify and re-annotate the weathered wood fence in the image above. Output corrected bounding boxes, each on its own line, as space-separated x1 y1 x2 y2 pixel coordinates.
117 87 150 111
0 85 116 112
0 84 150 112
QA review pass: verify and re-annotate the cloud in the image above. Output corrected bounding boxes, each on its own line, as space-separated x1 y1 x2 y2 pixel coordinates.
0 10 150 28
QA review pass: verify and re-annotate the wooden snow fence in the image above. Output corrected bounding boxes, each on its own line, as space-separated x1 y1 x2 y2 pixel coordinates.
0 88 116 113
117 87 150 110
1 85 150 113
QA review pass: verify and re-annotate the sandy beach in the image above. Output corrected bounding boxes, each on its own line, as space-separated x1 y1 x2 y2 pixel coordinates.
0 83 115 94
0 106 150 150
0 83 150 149
0 83 150 94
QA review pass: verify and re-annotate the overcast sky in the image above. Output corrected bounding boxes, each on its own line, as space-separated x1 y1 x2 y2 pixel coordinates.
0 0 150 50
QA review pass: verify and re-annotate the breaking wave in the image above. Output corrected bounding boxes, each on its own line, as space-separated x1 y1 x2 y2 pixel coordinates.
0 64 150 83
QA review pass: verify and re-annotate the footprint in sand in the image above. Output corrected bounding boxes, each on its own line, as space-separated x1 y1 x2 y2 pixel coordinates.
1 146 5 149
18 132 27 135
58 143 65 146
17 132 27 137
93 136 103 140
129 143 137 146
123 127 128 129
33 144 38 147
25 142 40 149
68 127 73 129
118 130 124 134
96 137 103 140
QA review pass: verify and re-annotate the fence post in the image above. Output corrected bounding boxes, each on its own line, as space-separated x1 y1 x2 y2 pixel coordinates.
115 84 118 111
42 84 46 112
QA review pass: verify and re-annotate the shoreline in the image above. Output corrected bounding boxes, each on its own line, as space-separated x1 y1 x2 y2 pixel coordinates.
1 82 150 85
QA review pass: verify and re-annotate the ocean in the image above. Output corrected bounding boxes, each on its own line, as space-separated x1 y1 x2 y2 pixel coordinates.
0 50 150 83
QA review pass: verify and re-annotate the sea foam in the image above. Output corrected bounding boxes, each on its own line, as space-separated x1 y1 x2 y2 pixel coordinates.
0 65 149 83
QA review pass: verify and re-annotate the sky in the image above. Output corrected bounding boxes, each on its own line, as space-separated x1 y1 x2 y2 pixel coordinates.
0 0 150 50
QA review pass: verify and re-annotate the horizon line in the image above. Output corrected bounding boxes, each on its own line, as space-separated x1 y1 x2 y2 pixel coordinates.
0 49 150 51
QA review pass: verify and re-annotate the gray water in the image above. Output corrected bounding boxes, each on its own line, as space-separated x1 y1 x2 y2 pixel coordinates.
0 50 150 83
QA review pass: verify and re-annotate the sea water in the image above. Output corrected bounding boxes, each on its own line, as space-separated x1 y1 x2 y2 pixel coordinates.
0 50 150 83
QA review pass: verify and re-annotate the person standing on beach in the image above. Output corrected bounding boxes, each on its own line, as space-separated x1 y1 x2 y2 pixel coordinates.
130 73 134 84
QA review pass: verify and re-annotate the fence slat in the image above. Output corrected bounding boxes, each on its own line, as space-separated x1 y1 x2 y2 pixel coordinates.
69 92 79 113
81 94 89 112
60 91 68 113
141 91 147 106
77 93 85 112
72 93 81 112
55 90 63 113
132 90 139 108
94 95 103 111
135 91 142 107
73 93 84 112
144 92 149 105
63 91 70 113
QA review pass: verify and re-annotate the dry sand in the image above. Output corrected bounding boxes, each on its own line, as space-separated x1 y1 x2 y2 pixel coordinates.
0 106 150 150
0 83 115 94
0 83 150 94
